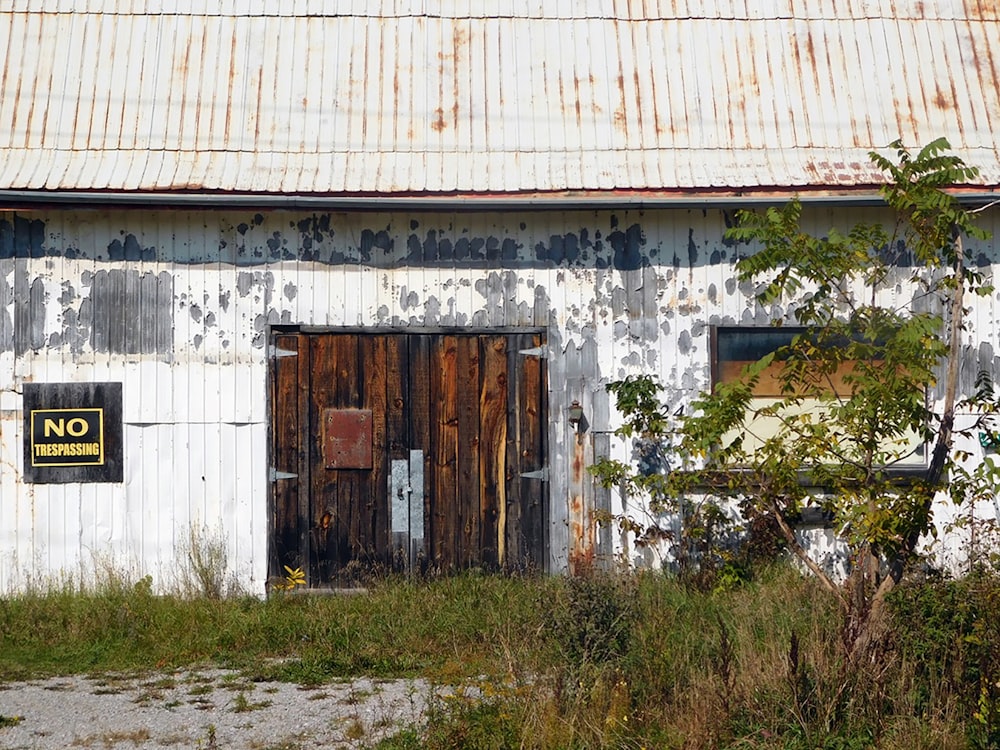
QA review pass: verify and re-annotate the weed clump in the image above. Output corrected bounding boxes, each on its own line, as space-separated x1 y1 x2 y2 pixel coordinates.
888 572 1000 748
547 567 636 670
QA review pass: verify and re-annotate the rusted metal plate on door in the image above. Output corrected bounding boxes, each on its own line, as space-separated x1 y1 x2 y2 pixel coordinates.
322 409 373 469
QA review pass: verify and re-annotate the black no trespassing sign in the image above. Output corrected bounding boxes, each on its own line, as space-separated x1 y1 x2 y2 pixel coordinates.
23 383 123 483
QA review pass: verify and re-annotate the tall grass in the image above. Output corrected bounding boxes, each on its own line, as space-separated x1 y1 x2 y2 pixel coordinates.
0 571 554 683
2 564 996 749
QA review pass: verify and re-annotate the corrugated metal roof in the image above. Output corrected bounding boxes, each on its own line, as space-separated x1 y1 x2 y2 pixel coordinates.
0 1 998 195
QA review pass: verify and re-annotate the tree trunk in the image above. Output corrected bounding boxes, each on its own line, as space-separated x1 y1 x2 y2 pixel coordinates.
844 563 897 666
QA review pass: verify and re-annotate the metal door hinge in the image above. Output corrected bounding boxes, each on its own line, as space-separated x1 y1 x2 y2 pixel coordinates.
269 468 298 482
518 346 548 359
520 467 549 481
268 345 298 359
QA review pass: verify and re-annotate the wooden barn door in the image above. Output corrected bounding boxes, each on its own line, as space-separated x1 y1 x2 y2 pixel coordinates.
269 331 547 587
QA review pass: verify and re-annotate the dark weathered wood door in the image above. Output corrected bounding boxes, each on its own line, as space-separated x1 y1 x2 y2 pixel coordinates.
269 331 547 586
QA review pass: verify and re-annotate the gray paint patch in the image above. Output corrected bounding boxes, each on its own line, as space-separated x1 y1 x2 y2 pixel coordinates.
12 260 28 355
295 214 335 258
260 272 275 307
0 262 13 351
83 269 174 355
608 224 646 270
252 308 286 348
687 228 698 267
28 277 47 351
400 288 419 310
680 364 703 391
678 329 693 355
360 229 392 260
535 232 584 265
533 284 550 327
424 295 442 324
721 209 741 248
610 286 627 318
59 306 88 354
236 272 254 297
628 319 658 343
472 270 522 326
0 220 11 258
708 314 738 328
266 232 283 260
959 341 1000 401
738 279 757 299
13 271 46 355
108 233 156 262
0 217 45 259
621 351 642 367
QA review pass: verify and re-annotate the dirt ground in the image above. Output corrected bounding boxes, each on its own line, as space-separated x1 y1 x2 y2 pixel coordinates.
0 668 434 749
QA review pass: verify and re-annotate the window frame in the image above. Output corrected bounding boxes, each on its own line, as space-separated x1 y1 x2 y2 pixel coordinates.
708 325 930 477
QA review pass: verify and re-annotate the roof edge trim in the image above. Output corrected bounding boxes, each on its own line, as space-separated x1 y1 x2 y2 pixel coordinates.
1 189 998 211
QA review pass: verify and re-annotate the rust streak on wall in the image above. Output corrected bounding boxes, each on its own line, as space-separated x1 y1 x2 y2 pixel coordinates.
567 432 594 574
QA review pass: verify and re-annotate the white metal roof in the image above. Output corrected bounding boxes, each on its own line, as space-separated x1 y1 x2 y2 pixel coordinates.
1 1 998 195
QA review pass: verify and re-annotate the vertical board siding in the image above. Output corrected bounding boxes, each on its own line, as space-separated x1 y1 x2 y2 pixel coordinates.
269 332 301 576
407 334 433 568
456 335 483 565
0 205 998 590
362 335 391 565
478 336 507 568
432 335 460 569
519 331 547 568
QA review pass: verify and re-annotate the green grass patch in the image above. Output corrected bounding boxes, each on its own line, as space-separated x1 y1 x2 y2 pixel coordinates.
2 565 997 749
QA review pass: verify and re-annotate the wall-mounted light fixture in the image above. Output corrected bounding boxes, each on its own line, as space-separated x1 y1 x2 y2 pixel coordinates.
567 400 584 432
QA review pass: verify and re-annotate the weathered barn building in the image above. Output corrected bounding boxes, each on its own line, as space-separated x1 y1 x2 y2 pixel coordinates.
1 1 999 592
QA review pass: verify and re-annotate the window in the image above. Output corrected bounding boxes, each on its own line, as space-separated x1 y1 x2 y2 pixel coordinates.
710 326 927 469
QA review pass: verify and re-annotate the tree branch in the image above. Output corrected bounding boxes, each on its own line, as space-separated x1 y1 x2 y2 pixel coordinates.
913 232 965 562
768 496 846 606
969 198 1000 215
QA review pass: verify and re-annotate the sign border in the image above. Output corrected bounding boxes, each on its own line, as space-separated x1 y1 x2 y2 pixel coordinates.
29 408 107 467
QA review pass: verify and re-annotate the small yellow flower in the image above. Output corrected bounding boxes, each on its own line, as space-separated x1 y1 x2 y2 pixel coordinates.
281 566 306 589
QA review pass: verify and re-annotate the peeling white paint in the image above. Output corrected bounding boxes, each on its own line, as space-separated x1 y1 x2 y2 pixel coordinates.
1 205 998 590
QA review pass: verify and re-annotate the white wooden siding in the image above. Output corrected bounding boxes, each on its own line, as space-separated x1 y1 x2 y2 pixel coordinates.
0 205 998 590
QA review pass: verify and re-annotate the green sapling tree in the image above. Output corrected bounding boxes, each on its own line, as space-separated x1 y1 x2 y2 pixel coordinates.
593 139 998 660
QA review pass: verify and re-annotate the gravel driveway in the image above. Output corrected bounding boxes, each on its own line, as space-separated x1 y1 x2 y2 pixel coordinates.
0 669 434 749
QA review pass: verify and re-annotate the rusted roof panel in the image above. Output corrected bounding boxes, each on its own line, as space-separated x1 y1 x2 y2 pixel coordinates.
0 2 998 195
